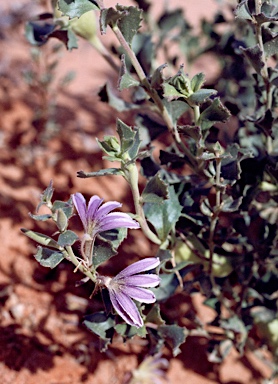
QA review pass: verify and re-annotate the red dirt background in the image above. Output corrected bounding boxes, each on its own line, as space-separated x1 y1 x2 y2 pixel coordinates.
0 1 275 383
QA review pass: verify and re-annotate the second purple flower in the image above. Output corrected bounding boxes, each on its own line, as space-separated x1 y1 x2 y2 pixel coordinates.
99 257 161 328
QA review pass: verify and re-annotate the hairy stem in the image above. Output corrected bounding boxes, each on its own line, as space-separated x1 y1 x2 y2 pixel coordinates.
65 245 97 282
125 163 161 245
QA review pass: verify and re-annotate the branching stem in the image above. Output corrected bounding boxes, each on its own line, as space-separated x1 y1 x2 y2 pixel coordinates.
111 24 199 170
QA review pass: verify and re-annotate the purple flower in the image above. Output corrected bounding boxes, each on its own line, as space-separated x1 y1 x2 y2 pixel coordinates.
100 258 160 328
72 192 140 238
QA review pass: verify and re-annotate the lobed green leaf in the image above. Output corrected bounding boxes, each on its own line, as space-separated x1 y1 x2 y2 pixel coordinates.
142 172 169 204
144 186 183 242
34 246 64 268
57 0 99 19
58 230 79 247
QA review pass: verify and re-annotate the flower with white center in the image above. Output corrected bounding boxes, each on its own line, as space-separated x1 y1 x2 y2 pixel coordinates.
72 192 140 264
99 257 160 328
72 192 140 237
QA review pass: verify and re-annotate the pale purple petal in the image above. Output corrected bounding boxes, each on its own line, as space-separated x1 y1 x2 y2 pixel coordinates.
123 286 156 303
72 193 87 230
120 274 160 287
94 201 122 220
109 289 143 328
87 195 103 221
116 258 160 278
98 213 140 231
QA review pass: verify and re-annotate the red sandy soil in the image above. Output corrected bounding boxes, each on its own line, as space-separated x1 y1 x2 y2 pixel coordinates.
0 1 275 383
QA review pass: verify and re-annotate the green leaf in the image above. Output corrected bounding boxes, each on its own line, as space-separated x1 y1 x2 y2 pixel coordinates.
150 63 167 89
163 82 186 100
264 35 278 58
57 0 99 19
178 125 202 145
116 119 136 154
158 8 185 34
66 28 79 50
128 128 141 159
199 98 231 130
37 180 54 211
34 246 64 268
58 230 79 247
157 249 172 263
199 151 218 161
56 208 68 232
153 273 180 301
21 229 61 249
77 168 123 178
115 322 146 338
29 213 52 221
190 72 205 92
240 44 264 74
158 324 188 356
118 55 140 90
98 227 127 251
163 99 189 127
234 0 254 21
221 196 243 212
83 312 115 351
52 199 73 219
116 5 142 47
100 7 123 34
97 136 121 157
187 88 217 106
144 186 183 242
207 340 233 363
142 172 169 204
92 237 118 268
145 304 165 326
100 5 142 46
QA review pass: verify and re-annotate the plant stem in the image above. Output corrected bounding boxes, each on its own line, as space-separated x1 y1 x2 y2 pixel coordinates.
208 157 222 274
193 105 200 125
215 157 222 208
254 4 273 111
90 37 119 73
112 24 199 170
254 20 274 152
255 0 262 15
125 163 161 245
65 245 97 282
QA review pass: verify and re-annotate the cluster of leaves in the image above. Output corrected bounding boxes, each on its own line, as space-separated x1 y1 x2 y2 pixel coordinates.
24 0 278 373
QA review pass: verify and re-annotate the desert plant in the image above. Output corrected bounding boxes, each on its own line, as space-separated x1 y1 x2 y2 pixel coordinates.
23 0 278 380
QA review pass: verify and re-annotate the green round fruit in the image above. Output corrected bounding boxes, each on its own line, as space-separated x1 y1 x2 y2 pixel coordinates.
255 319 278 355
174 242 233 278
71 11 97 44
